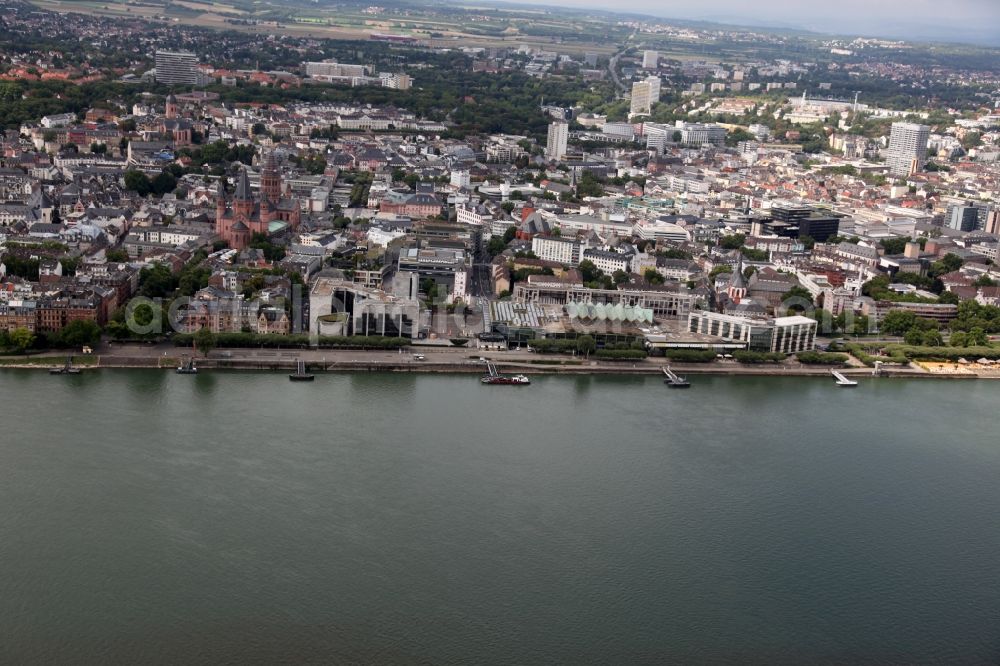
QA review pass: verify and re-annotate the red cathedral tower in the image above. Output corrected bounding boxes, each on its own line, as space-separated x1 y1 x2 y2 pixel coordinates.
260 152 282 202
215 155 301 251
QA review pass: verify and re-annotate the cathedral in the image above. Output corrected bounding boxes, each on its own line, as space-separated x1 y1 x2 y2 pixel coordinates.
215 153 301 250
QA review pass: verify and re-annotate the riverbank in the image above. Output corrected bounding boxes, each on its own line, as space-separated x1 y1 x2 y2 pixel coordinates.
0 350 991 379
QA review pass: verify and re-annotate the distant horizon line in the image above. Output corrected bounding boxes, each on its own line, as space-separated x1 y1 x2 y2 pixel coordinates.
465 0 1000 48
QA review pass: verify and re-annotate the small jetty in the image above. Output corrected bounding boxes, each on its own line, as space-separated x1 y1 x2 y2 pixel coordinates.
831 370 858 387
176 357 198 374
481 359 530 385
49 356 82 375
289 358 315 382
662 366 690 388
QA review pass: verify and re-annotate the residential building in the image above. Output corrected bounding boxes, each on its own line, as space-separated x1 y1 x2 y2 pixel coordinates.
546 121 568 161
380 73 412 90
582 248 631 275
154 50 200 86
532 236 585 265
40 113 76 129
885 122 930 177
644 75 661 103
450 169 471 189
304 61 368 78
630 80 653 118
485 135 527 163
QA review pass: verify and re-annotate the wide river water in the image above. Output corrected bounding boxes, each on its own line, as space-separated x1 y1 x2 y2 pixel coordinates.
1 370 999 664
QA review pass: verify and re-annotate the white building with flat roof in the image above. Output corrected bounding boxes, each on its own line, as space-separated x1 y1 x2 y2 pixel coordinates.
552 213 633 237
645 75 661 103
688 311 817 354
304 60 368 78
630 80 653 118
885 122 930 177
582 248 631 275
675 120 727 147
546 121 568 161
450 169 470 189
633 219 691 243
532 236 585 265
456 203 492 228
154 50 200 86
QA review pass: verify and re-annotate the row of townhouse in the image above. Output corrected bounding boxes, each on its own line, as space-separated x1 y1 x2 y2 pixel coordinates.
174 287 291 335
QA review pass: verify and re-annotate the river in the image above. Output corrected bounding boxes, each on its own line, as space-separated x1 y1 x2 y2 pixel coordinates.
1 370 998 664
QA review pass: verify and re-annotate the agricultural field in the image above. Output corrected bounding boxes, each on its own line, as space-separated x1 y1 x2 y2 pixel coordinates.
30 0 626 54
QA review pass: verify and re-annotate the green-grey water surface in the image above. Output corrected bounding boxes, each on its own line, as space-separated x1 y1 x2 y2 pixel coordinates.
1 370 999 664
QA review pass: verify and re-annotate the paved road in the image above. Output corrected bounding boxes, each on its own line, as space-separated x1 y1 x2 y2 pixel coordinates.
469 263 493 298
16 342 908 377
47 338 899 377
608 51 626 93
101 341 616 368
607 32 635 94
104 341 486 364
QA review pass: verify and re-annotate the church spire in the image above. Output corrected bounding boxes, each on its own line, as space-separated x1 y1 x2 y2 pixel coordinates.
234 167 252 201
727 253 749 304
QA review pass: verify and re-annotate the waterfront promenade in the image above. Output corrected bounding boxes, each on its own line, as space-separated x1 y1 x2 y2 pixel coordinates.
1 342 985 379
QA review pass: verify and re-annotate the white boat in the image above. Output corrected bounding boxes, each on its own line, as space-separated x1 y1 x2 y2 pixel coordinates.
831 370 858 387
